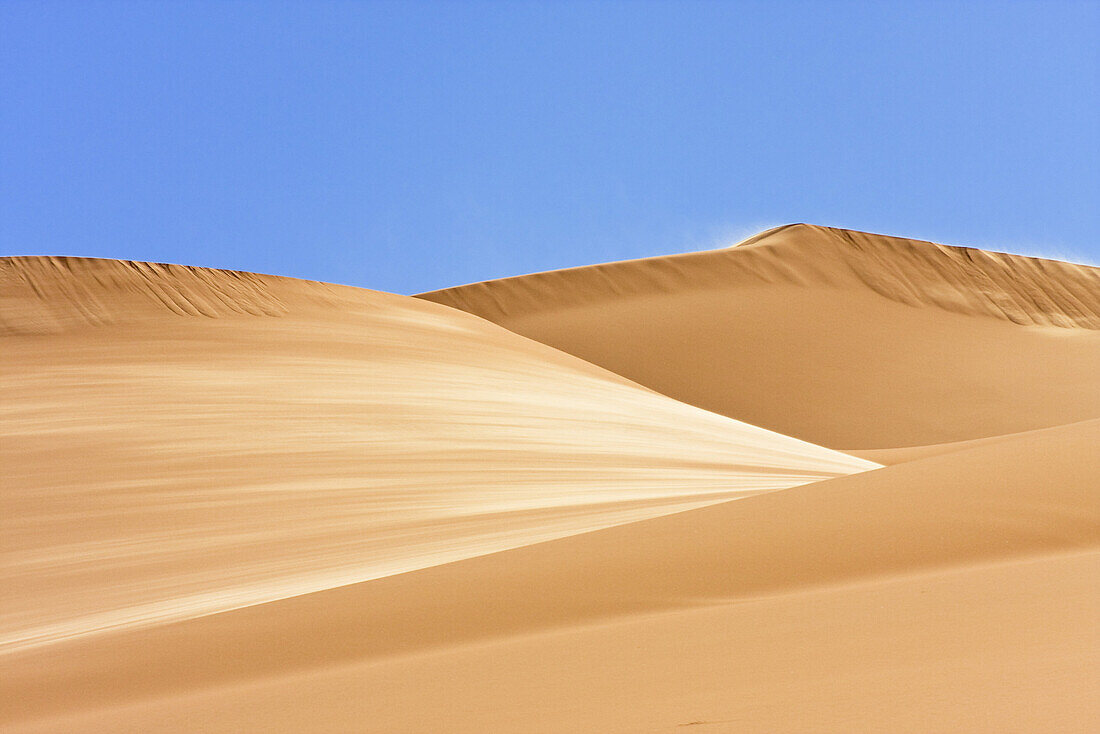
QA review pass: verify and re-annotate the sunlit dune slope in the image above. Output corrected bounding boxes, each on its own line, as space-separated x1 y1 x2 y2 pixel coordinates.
418 223 1100 449
4 418 1097 732
0 256 874 655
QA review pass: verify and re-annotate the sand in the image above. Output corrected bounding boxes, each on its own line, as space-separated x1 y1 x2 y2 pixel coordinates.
2 227 1098 732
0 256 871 655
419 223 1100 450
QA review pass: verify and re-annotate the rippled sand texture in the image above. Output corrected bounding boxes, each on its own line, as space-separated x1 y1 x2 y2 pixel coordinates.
3 226 1099 733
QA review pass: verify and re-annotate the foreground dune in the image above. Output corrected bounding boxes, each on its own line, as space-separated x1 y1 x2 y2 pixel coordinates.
4 417 1098 731
419 224 1100 450
0 255 871 656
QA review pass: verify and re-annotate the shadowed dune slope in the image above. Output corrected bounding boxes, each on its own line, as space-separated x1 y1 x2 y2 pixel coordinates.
3 418 1098 731
418 224 1100 449
0 256 874 656
845 418 1100 464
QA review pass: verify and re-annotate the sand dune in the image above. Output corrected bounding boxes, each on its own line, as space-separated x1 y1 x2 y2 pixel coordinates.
3 231 1098 733
4 416 1097 731
419 224 1100 449
0 255 872 656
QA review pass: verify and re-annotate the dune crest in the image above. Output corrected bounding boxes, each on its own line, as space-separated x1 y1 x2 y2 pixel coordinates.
422 223 1100 328
743 224 1100 328
0 256 330 334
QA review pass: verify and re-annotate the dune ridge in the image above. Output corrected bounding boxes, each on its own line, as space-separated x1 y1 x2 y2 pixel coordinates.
420 223 1100 328
0 256 329 334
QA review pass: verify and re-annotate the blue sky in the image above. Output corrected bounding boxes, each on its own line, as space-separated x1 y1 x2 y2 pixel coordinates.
2 1 1097 294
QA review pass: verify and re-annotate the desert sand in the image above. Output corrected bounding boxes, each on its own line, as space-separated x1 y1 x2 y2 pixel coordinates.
420 224 1100 450
2 226 1098 732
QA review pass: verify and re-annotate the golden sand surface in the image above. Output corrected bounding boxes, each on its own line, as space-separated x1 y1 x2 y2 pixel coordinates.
3 227 1098 732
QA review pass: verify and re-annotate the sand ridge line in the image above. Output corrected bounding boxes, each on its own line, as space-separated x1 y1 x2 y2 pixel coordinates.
419 223 1100 328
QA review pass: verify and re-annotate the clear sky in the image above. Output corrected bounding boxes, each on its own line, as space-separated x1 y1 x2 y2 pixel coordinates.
2 1 1098 294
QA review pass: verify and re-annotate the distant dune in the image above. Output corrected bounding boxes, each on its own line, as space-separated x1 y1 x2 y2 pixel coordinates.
3 228 1098 733
419 224 1100 449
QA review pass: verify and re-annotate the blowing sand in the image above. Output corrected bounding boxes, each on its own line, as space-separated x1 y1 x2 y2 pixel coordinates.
2 226 1098 732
